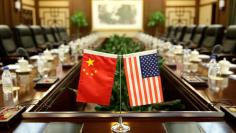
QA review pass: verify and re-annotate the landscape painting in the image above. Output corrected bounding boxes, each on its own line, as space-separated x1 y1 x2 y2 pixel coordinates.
92 0 143 31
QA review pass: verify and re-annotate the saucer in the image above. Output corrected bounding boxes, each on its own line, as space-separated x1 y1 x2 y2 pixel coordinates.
15 68 32 74
230 63 236 69
199 54 210 59
190 59 201 63
221 71 233 76
174 52 183 55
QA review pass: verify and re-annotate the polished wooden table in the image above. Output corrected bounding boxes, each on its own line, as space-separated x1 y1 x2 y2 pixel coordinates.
1 41 236 132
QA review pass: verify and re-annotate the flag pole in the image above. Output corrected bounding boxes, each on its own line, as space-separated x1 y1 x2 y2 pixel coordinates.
111 55 130 133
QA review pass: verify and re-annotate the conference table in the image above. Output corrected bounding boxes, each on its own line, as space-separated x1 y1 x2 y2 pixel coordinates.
1 38 236 133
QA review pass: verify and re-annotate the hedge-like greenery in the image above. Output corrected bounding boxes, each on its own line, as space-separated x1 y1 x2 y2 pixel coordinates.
95 35 184 111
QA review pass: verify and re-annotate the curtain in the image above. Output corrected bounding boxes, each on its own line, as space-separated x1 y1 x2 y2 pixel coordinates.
229 0 236 25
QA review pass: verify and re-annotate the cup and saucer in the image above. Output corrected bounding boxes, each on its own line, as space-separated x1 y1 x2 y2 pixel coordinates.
190 50 201 63
15 58 32 74
219 58 234 76
174 45 183 55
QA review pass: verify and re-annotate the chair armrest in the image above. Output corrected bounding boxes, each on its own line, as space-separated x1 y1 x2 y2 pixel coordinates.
0 56 18 65
216 53 236 61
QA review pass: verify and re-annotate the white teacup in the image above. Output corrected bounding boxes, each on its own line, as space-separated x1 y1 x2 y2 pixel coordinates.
18 58 29 71
190 50 199 61
175 45 183 54
44 49 52 59
219 58 231 74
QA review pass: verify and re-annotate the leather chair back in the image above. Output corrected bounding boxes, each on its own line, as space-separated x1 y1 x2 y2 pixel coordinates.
51 27 61 42
166 26 172 38
42 26 56 43
222 25 236 53
201 25 224 51
0 25 18 56
168 26 177 41
30 25 48 49
58 27 69 41
14 25 38 55
182 25 196 43
175 26 186 42
191 25 207 47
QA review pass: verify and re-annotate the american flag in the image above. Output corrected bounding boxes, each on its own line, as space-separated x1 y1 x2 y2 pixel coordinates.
123 50 163 107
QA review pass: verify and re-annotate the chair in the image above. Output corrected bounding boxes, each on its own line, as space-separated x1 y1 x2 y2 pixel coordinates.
0 25 29 64
42 26 60 48
198 25 224 54
221 25 236 54
14 25 39 56
30 25 52 50
51 27 62 42
58 27 69 42
187 25 207 49
167 26 177 42
0 25 18 57
173 26 186 44
215 25 236 62
181 25 196 47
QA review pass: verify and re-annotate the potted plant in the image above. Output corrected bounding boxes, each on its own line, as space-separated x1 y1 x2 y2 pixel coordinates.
147 11 165 36
70 11 88 37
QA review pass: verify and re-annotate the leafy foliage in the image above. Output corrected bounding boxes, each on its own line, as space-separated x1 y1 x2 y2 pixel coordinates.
147 11 165 27
70 11 88 36
95 35 184 111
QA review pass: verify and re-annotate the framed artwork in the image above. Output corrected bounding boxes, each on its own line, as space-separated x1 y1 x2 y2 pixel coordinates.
92 0 143 31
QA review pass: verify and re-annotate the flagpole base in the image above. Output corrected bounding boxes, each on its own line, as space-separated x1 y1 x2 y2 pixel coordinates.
111 117 130 133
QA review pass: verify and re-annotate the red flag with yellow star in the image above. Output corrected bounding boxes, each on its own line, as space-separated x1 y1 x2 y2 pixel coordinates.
77 49 117 105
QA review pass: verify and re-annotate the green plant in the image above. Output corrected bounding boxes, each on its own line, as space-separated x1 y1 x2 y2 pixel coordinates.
147 11 165 36
70 11 88 37
95 35 185 112
147 11 165 27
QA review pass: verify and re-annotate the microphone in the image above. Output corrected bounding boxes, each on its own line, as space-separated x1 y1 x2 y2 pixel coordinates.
212 44 223 54
16 47 29 59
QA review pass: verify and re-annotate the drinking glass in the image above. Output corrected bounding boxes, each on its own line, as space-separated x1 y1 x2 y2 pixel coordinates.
191 63 198 75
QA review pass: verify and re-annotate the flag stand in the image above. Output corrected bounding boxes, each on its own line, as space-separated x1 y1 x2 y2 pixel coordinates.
111 55 130 133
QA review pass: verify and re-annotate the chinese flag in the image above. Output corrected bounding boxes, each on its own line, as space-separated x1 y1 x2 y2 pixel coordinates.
77 49 117 106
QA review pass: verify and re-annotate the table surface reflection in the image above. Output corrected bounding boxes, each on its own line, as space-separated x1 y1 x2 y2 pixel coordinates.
163 53 236 108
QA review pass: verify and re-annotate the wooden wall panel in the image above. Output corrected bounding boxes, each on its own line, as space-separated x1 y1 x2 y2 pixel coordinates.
165 0 196 27
38 0 70 34
144 0 165 35
70 0 92 36
215 0 230 27
69 0 165 36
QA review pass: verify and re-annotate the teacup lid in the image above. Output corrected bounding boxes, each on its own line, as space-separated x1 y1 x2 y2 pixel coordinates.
191 50 199 55
219 58 230 65
176 45 183 49
18 57 27 63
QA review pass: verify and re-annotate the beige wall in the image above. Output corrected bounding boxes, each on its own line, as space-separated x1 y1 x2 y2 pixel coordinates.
38 0 70 34
22 0 36 24
199 5 212 24
165 0 196 27
198 0 217 24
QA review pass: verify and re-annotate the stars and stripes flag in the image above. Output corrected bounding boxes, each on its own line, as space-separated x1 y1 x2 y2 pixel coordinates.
123 50 164 107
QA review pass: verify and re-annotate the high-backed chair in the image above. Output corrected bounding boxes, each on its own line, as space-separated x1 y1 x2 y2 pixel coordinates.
198 25 224 54
187 25 207 49
214 25 236 62
30 25 52 50
173 26 186 44
221 25 236 54
42 26 60 48
0 25 29 64
0 25 18 57
167 26 177 42
181 25 196 47
58 27 69 42
51 27 62 42
14 25 39 55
